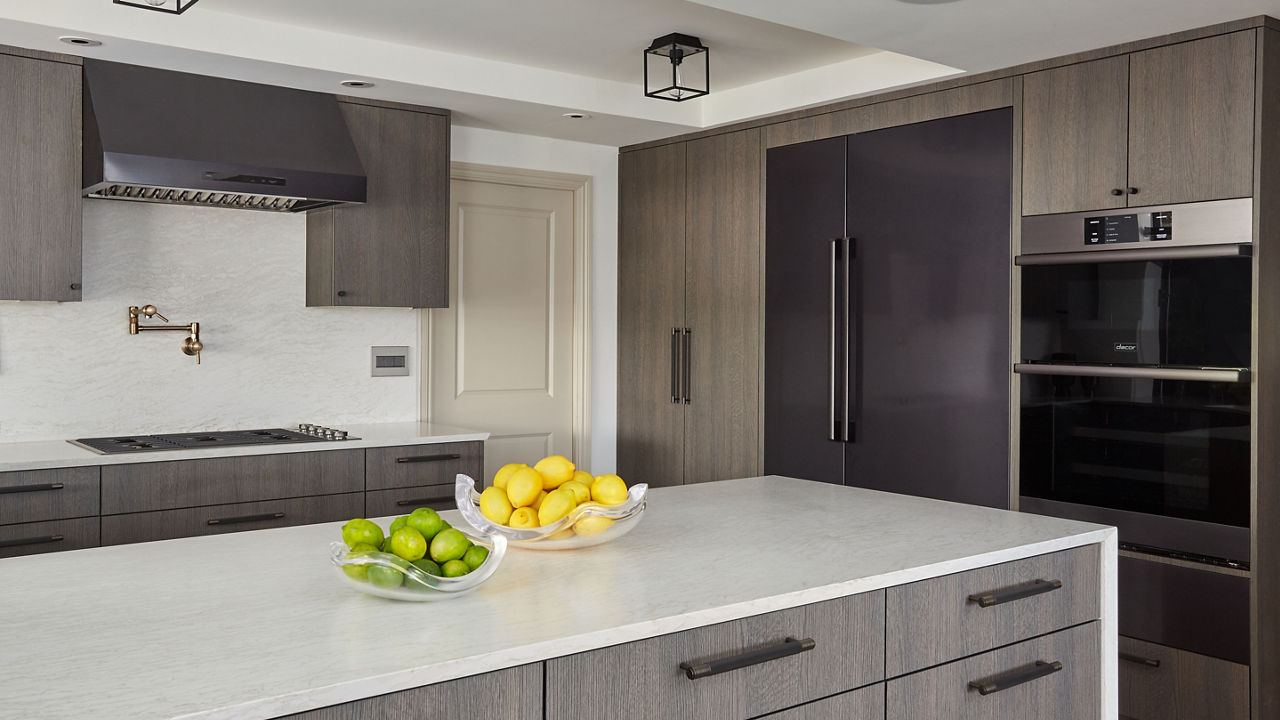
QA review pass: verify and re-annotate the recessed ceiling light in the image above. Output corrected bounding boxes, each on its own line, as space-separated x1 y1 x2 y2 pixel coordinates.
59 36 102 47
340 80 375 89
562 112 591 119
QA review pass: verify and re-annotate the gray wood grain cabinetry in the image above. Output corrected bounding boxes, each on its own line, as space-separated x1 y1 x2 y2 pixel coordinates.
365 441 482 490
887 622 1100 720
101 450 363 514
616 142 687 488
758 685 884 719
1118 635 1249 720
0 51 82 301
101 492 363 545
0 467 99 525
886 545 1100 676
282 664 542 720
307 101 450 308
365 485 456 516
0 517 98 558
545 590 885 720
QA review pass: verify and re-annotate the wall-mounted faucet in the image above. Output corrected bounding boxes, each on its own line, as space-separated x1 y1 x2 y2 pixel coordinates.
128 305 203 364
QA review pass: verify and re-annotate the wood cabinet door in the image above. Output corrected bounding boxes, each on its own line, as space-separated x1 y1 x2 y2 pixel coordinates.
1127 31 1255 207
616 143 687 487
283 664 542 720
1118 635 1249 720
1022 55 1129 215
0 53 81 301
683 129 762 485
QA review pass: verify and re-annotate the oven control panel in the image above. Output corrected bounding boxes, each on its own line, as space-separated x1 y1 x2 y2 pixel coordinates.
1084 210 1173 245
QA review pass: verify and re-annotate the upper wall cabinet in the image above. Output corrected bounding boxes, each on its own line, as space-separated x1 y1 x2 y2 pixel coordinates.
0 51 82 301
1023 31 1256 215
307 100 450 308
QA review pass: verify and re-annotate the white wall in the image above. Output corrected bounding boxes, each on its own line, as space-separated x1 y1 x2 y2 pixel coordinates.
450 125 619 474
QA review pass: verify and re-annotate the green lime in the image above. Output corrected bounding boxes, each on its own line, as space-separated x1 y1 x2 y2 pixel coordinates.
367 565 403 589
389 516 410 536
341 518 384 549
429 528 472 564
341 542 379 581
441 559 471 577
462 545 489 570
411 558 442 576
389 527 428 562
406 508 447 541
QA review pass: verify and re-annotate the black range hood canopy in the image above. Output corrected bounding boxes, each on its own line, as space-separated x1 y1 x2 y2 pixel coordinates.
83 60 366 212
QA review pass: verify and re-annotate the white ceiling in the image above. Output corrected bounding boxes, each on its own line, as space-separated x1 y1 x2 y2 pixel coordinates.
0 0 1277 146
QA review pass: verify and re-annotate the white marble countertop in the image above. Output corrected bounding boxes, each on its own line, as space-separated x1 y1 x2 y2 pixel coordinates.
0 422 489 473
0 475 1115 720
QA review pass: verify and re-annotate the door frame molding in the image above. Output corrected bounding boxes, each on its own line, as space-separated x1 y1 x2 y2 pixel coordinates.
421 162 594 471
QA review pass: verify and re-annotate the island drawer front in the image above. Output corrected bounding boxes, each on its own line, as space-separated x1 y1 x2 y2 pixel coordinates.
545 590 886 720
758 683 885 719
366 485 455 517
886 621 1100 720
101 492 363 545
365 442 483 490
281 663 542 719
1118 635 1249 720
0 467 99 524
101 450 364 514
0 517 99 558
885 545 1100 675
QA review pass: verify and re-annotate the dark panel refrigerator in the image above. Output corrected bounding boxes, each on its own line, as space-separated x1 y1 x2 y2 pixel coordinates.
764 109 1012 508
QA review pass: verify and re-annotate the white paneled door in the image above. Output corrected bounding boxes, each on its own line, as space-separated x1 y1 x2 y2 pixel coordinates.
428 167 588 485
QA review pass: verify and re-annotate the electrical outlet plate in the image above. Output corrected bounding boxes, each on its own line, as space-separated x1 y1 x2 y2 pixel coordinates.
371 346 409 377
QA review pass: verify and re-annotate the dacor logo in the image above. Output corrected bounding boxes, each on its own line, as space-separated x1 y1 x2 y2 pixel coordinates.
1114 343 1138 352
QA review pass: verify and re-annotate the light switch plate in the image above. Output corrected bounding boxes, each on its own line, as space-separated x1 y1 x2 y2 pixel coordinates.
371 346 410 377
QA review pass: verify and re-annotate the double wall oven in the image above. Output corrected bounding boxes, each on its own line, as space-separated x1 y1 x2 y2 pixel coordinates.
1017 198 1252 664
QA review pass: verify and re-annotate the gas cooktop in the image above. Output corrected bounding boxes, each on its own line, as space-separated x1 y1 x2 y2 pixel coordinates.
70 425 359 455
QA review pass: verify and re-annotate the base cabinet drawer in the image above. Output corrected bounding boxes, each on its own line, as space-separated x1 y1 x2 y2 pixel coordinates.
0 517 99 558
366 484 455 517
366 442 483 490
101 493 363 545
1118 635 1249 720
887 622 1099 720
281 663 542 719
759 684 884 719
0 467 99 524
886 545 1100 674
546 591 885 720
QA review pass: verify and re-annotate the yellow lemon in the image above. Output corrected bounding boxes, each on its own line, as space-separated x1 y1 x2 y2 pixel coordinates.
478 486 513 525
492 463 528 490
530 490 549 512
560 480 591 505
508 507 539 528
506 467 545 508
571 470 594 487
534 455 575 489
537 488 577 526
548 527 577 540
591 474 629 506
573 516 616 537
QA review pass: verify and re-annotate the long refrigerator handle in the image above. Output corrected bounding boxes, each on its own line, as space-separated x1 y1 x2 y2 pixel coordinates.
843 237 856 443
670 328 682 404
682 328 692 404
829 239 840 440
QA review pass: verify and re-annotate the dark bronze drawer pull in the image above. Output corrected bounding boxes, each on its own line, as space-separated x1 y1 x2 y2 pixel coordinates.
968 660 1062 696
1119 652 1161 668
968 578 1062 608
680 637 815 680
207 512 286 526
0 534 64 548
395 496 450 507
0 483 65 495
395 453 462 464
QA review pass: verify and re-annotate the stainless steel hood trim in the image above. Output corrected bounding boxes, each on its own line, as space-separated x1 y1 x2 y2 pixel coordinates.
1020 197 1252 256
1015 243 1252 265
1014 363 1249 383
85 183 308 212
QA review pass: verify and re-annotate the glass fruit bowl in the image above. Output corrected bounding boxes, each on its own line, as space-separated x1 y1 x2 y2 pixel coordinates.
328 526 506 601
454 473 647 550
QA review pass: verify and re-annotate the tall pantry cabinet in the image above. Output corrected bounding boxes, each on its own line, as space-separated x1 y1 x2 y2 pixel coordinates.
616 129 762 487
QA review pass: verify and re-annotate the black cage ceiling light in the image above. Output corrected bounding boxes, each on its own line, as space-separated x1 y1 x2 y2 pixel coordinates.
114 0 201 14
644 33 708 102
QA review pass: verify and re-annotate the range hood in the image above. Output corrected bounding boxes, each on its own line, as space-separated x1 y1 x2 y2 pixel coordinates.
82 60 366 212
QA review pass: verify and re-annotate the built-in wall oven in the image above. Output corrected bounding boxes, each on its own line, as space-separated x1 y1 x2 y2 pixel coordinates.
1016 198 1252 664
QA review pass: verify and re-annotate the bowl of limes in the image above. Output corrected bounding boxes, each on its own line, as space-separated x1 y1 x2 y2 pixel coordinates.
454 455 647 550
330 508 507 601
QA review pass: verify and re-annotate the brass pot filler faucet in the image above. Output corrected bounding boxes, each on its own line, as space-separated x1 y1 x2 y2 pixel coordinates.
128 305 203 364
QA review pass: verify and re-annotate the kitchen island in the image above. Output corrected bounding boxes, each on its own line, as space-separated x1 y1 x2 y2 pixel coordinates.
0 476 1116 719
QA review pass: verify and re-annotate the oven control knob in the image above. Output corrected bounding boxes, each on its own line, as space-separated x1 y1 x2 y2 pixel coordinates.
337 431 348 440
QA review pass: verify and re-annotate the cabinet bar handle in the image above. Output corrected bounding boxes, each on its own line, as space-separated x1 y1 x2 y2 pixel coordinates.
671 327 682 404
680 637 815 680
681 328 692 404
395 454 462 464
1119 652 1161 668
968 660 1062 695
0 534 64 549
206 512 285 526
968 578 1062 608
0 483 65 495
828 238 839 440
395 496 450 507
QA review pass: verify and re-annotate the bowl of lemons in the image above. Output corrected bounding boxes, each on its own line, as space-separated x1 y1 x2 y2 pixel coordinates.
455 455 647 550
330 508 507 601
